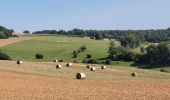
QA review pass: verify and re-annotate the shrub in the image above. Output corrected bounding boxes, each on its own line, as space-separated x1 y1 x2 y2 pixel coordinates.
160 69 167 72
86 54 92 58
72 50 78 58
79 45 86 52
35 53 44 59
82 58 100 64
105 59 112 65
59 59 63 62
140 47 146 53
0 52 12 60
73 60 77 63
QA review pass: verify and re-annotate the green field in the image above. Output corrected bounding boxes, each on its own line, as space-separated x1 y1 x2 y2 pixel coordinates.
0 36 112 62
1 35 170 73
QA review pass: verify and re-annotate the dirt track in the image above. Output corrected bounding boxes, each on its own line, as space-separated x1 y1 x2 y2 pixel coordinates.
0 37 27 47
0 71 170 100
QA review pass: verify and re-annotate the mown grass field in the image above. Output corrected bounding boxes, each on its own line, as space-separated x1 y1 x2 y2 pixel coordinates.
0 36 112 62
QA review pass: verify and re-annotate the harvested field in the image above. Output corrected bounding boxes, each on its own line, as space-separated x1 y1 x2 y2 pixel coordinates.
0 60 170 99
0 71 170 100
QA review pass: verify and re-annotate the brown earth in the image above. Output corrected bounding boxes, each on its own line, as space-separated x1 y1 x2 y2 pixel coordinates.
0 61 170 100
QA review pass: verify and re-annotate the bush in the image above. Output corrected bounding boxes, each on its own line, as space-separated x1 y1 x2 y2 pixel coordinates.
82 58 100 64
59 59 63 62
72 50 78 58
73 60 77 63
79 45 86 52
160 69 167 72
86 54 92 58
105 59 112 65
35 53 44 59
0 52 12 60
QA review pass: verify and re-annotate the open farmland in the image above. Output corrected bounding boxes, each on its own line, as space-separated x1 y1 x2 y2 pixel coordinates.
0 60 170 99
0 36 170 99
0 36 113 62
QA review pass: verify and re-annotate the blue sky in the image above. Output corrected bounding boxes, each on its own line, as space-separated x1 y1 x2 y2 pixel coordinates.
0 0 170 32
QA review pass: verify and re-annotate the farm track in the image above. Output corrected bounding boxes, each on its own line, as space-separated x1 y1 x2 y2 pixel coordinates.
0 37 29 47
0 61 170 100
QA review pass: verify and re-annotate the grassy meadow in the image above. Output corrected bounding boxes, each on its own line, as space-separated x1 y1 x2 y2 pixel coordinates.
0 36 111 62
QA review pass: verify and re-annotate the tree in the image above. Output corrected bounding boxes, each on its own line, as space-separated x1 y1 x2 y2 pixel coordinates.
137 43 170 65
140 47 146 53
23 30 30 34
35 53 44 59
86 54 92 58
120 32 144 48
95 33 103 40
0 51 12 60
72 50 78 58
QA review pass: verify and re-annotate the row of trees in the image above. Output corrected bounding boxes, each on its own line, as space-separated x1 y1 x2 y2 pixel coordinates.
0 26 14 39
33 28 170 42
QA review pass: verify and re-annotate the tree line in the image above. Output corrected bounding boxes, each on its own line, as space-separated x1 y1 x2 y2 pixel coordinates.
33 28 170 43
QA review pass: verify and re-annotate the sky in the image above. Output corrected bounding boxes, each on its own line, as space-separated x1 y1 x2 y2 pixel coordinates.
0 0 170 32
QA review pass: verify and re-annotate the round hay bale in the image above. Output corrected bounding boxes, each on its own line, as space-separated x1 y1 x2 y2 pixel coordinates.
17 60 23 64
90 67 96 71
86 65 92 68
76 73 86 79
56 64 62 69
66 63 72 67
53 59 58 62
101 65 106 69
131 72 137 77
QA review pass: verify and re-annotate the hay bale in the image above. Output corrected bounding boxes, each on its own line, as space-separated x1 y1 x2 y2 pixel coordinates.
17 60 23 64
86 65 92 68
101 65 106 69
56 64 62 69
66 63 72 67
53 59 58 62
131 72 137 77
90 67 96 71
76 73 86 79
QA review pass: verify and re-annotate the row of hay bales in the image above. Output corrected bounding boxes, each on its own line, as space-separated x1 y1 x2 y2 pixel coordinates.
16 59 137 79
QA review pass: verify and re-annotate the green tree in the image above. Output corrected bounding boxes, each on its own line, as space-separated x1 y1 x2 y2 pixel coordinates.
140 47 146 53
72 50 78 58
120 32 144 48
23 30 30 34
